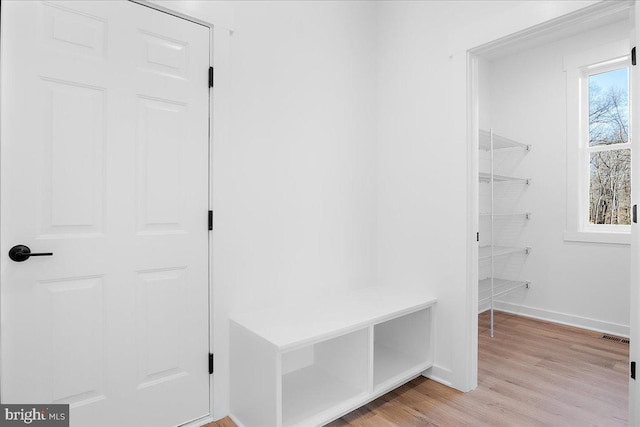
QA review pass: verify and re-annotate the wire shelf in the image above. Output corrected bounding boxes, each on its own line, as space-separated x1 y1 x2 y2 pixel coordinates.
479 245 530 261
479 129 530 151
479 172 530 184
478 278 530 305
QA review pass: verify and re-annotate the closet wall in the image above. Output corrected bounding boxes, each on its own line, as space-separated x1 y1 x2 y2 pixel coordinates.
480 21 630 335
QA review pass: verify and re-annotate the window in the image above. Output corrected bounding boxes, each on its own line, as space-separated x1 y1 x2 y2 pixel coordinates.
586 66 630 227
564 40 631 244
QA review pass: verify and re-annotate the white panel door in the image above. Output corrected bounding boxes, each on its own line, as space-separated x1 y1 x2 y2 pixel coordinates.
0 2 211 426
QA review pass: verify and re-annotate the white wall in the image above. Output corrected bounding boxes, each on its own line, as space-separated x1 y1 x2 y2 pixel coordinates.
376 0 599 391
157 0 605 417
224 1 378 307
153 0 378 420
483 22 630 335
478 58 493 132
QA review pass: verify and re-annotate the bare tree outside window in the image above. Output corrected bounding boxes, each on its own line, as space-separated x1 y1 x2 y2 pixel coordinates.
588 67 630 225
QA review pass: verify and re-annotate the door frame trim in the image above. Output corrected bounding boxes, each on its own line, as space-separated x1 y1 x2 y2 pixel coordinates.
130 0 213 29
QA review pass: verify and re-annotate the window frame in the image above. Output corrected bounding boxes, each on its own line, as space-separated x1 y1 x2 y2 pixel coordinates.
564 40 631 245
582 60 631 232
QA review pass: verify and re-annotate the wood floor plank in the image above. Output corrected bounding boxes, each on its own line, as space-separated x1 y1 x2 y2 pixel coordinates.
205 311 629 427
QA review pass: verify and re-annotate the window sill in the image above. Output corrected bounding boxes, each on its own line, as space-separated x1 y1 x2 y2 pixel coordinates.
563 230 630 245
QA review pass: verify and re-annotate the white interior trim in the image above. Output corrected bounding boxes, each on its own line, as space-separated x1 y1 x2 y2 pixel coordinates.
423 365 454 388
228 414 246 427
179 415 215 427
493 303 630 338
564 230 631 245
130 0 212 28
466 51 480 392
465 1 631 58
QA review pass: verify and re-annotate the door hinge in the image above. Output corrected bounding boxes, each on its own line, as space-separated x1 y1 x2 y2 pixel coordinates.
634 205 637 223
208 66 214 88
632 47 636 66
477 232 479 242
209 353 214 374
632 361 636 380
208 210 213 231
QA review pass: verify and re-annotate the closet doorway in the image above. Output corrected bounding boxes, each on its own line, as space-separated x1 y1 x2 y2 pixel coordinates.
468 0 637 422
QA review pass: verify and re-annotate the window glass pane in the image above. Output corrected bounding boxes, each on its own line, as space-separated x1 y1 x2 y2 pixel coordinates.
589 149 631 225
589 67 628 147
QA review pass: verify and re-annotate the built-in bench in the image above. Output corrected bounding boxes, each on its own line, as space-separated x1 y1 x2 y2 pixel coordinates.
229 286 437 427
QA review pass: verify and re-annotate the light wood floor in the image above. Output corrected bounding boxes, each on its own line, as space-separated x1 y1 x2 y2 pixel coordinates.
206 311 629 426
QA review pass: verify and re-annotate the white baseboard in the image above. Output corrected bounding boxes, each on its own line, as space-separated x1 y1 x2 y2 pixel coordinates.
493 301 629 338
422 364 453 388
228 414 246 427
180 415 214 427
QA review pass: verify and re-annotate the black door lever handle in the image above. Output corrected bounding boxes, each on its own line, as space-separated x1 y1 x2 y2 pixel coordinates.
9 245 53 262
